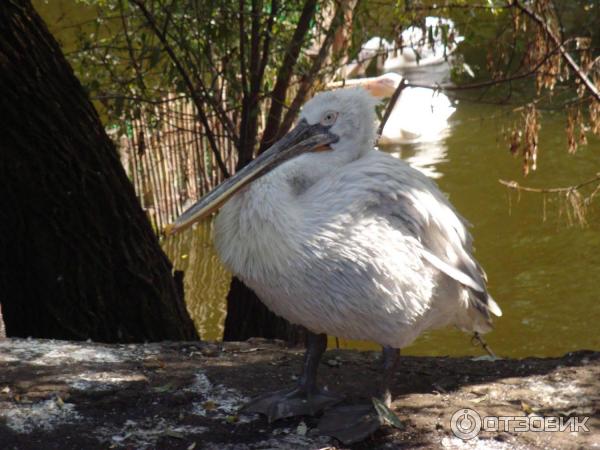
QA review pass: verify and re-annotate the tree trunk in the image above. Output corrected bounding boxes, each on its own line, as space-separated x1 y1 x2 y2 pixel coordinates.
223 0 357 344
0 0 198 342
223 278 304 344
0 304 6 340
222 0 310 344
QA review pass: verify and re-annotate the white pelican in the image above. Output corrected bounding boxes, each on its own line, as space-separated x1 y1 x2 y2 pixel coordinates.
384 17 463 72
339 36 393 79
338 73 455 144
170 88 501 443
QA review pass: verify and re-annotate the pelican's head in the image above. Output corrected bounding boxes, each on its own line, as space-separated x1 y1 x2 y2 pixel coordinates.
168 87 378 234
298 87 379 159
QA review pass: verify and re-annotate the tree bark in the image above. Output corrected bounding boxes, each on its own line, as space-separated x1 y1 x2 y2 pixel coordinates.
0 304 6 340
223 279 304 345
223 0 319 344
223 1 358 344
257 0 318 154
277 1 351 140
0 0 198 342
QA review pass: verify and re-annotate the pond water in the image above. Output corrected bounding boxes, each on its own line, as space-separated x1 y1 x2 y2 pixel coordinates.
164 99 600 358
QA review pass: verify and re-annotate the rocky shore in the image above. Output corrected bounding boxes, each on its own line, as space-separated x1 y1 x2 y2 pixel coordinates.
0 338 598 449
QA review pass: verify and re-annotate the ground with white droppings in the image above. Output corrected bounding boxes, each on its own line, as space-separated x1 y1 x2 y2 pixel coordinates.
0 338 598 449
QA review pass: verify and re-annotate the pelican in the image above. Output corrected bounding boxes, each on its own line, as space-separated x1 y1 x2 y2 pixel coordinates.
336 73 455 144
383 17 463 72
170 88 501 443
338 37 393 79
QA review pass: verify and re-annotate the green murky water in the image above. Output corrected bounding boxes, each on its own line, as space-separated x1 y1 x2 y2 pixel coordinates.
164 102 600 358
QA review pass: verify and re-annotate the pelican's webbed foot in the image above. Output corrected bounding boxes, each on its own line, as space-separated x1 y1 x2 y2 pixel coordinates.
242 385 342 422
318 402 383 444
318 346 402 444
242 331 342 422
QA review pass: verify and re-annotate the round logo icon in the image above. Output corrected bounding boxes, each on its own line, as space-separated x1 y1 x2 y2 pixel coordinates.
451 408 482 440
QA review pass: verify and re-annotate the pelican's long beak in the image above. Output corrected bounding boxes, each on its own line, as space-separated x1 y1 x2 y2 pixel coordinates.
167 119 338 234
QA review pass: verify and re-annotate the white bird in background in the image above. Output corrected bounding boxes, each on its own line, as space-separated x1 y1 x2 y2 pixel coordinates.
171 88 501 444
339 72 456 144
384 16 464 72
338 36 393 79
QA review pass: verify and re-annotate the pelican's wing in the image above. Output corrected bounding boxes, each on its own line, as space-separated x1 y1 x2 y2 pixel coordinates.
361 152 502 318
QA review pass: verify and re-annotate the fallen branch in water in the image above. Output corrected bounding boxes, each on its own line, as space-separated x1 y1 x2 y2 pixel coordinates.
499 174 600 194
499 174 600 226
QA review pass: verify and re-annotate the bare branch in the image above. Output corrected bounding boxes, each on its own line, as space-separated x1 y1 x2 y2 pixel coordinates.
377 78 408 137
256 0 278 94
499 174 600 193
275 1 351 144
238 0 278 168
407 43 562 93
499 174 600 225
405 3 511 11
118 0 147 97
130 0 230 178
238 0 248 96
258 0 318 153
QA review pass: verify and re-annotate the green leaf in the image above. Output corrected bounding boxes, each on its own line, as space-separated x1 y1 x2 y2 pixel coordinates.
372 397 404 430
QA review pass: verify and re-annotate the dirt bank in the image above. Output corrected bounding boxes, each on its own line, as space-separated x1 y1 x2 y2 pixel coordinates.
0 338 598 449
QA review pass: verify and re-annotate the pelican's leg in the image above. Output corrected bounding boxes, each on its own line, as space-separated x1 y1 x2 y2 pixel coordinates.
318 347 401 444
242 332 342 422
379 346 400 407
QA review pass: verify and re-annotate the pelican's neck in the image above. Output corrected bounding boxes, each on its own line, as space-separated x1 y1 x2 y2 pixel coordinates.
213 151 356 284
247 151 350 208
239 164 301 224
213 161 306 284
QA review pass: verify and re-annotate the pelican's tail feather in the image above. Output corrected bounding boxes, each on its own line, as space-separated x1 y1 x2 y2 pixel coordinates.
486 295 503 317
460 291 502 334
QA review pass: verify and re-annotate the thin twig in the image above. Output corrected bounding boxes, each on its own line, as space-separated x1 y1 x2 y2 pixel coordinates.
406 3 511 11
258 0 318 152
499 174 600 193
130 0 230 178
119 0 147 96
406 41 564 93
276 1 349 143
472 332 498 358
329 38 565 97
377 78 408 136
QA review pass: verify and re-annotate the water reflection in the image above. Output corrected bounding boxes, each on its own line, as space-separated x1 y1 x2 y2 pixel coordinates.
162 222 230 341
382 137 449 179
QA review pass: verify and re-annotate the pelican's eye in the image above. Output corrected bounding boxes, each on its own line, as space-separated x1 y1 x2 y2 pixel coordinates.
320 111 338 127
